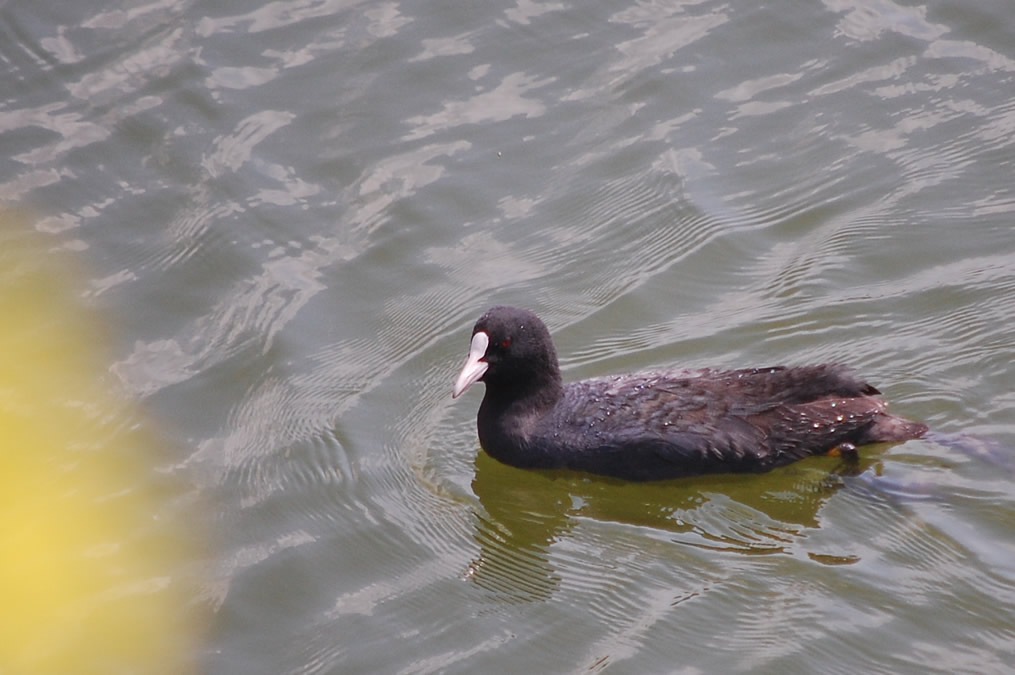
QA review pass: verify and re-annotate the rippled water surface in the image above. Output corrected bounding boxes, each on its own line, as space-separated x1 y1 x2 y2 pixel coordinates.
3 0 1015 672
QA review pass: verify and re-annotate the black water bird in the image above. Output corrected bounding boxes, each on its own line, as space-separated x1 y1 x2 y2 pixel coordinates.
452 306 927 481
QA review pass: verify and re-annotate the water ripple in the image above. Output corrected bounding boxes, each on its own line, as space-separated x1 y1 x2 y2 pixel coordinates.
4 0 1015 672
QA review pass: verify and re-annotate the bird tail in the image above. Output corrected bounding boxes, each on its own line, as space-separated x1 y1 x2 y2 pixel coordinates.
862 413 928 443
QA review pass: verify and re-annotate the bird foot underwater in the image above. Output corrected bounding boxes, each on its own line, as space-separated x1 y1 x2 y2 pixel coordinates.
826 442 858 459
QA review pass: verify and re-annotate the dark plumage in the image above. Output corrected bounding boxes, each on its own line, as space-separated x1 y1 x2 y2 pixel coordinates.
452 306 927 481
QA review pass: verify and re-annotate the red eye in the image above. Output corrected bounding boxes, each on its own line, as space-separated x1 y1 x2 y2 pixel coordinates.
500 338 512 349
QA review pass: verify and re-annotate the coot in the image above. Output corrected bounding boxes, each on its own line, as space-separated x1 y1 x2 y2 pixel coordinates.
452 306 927 481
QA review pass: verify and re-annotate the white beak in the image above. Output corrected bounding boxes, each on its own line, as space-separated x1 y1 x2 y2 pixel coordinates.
452 331 490 398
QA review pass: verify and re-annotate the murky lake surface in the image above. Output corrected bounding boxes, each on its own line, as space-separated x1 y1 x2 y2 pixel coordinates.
3 0 1015 671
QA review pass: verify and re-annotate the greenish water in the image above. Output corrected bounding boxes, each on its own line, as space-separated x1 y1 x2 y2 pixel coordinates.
3 0 1015 672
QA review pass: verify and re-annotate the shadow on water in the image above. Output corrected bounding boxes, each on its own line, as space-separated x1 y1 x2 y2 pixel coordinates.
463 431 1015 603
843 432 1015 579
463 448 877 602
849 431 1015 501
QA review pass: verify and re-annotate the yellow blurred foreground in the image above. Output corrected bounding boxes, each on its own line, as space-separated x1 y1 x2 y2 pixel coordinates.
1 212 202 674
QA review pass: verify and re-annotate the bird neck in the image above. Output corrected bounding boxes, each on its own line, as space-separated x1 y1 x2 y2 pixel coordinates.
484 369 563 415
475 375 563 469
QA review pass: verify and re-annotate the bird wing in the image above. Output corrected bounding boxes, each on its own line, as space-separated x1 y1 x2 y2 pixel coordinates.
548 366 888 478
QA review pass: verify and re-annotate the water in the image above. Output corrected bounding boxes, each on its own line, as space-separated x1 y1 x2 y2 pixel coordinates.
2 0 1014 672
